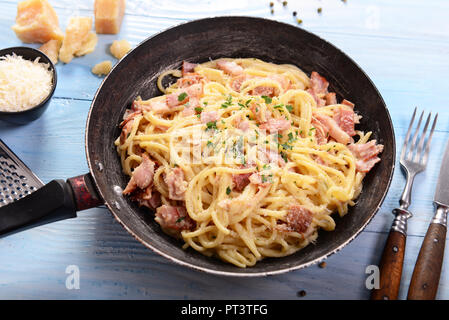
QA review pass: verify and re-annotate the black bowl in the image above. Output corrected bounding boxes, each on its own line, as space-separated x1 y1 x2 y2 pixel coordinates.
87 16 396 276
0 46 57 125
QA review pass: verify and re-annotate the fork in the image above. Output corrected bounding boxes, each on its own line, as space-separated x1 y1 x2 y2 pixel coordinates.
371 108 438 300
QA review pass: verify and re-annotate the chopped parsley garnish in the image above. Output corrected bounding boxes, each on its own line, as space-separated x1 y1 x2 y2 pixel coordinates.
261 174 273 183
288 132 295 143
261 96 272 104
280 151 288 162
226 186 231 195
178 92 188 101
286 104 293 112
281 143 293 150
176 216 185 223
195 107 203 113
221 95 233 108
206 121 217 130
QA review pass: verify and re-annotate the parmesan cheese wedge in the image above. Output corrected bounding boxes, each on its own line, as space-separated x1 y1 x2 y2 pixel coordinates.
12 0 64 44
59 17 93 64
38 39 61 65
75 32 98 57
94 0 126 34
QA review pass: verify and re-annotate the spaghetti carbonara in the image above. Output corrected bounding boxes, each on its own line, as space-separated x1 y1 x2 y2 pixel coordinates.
114 58 383 268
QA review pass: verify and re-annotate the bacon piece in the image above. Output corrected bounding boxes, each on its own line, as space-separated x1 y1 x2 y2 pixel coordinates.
185 83 203 98
232 172 252 191
341 99 355 108
259 118 291 133
166 91 187 107
251 86 275 97
216 60 243 76
307 89 326 107
146 99 171 114
200 111 219 124
166 83 203 108
120 117 135 144
311 116 329 145
177 73 202 88
123 154 155 195
348 140 384 173
230 74 247 92
325 92 337 105
285 204 313 234
164 167 188 200
155 205 195 238
248 172 272 187
233 116 249 131
249 103 270 124
333 107 356 137
313 113 351 145
182 106 195 116
182 61 197 75
355 157 382 173
131 188 161 210
269 74 291 91
310 71 329 94
307 71 330 107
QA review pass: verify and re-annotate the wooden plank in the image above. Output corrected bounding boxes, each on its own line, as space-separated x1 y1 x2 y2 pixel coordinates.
0 220 447 299
1 0 449 300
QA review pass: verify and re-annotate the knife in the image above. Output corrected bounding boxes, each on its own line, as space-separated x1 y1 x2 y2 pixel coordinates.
407 138 449 300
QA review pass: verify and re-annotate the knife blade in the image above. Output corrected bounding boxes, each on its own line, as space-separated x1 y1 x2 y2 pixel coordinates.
408 137 449 300
434 139 449 207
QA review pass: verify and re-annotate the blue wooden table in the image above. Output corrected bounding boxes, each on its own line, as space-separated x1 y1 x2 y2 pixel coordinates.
1 0 449 300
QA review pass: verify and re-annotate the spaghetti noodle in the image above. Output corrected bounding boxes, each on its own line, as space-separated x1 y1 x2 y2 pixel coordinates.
114 58 383 267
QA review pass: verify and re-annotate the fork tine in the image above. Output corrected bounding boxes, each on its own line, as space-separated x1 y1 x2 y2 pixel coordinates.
406 110 424 161
401 107 417 160
421 113 438 166
413 112 432 163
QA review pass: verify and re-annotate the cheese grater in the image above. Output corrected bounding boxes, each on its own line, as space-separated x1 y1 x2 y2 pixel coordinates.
0 139 44 208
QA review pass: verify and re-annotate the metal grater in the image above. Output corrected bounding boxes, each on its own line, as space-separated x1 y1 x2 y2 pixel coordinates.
0 139 43 208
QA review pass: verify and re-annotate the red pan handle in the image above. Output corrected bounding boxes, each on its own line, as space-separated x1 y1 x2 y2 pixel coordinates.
67 174 104 211
0 173 104 237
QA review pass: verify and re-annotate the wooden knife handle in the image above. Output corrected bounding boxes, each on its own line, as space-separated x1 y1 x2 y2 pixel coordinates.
407 222 446 300
371 230 406 300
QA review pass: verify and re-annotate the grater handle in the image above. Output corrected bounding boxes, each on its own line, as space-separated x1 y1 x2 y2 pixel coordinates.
0 179 77 236
0 173 104 237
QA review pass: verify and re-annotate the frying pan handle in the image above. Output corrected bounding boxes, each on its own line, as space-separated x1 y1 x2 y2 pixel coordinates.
0 173 104 237
67 173 104 211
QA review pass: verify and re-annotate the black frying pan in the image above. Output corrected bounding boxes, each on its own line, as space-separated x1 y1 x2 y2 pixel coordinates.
0 17 395 276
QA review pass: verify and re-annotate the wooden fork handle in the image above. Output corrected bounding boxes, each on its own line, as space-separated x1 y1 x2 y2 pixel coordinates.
371 230 406 300
407 221 446 300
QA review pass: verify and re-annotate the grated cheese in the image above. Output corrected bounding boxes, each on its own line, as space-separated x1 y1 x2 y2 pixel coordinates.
0 53 53 112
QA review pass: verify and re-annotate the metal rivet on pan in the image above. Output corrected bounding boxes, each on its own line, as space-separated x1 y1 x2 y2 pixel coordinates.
95 161 104 172
113 201 121 210
113 185 123 195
